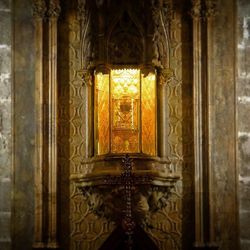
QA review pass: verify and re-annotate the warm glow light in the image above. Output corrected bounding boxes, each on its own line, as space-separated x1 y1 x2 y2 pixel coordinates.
95 72 110 155
95 68 156 155
141 72 156 155
111 69 140 153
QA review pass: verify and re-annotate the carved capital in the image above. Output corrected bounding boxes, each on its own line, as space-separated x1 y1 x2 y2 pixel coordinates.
157 68 174 86
47 0 61 18
205 0 217 19
81 70 93 86
32 0 46 18
190 0 202 20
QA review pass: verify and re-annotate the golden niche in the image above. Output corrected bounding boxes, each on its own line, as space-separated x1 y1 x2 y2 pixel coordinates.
95 68 156 155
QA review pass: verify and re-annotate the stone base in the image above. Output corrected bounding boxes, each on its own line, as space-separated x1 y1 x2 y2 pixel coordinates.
33 242 60 250
193 244 219 250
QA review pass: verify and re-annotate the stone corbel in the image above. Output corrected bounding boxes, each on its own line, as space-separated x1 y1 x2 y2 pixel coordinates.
78 185 176 223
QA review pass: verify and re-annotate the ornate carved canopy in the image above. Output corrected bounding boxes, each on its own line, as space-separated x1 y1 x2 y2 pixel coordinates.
78 0 172 69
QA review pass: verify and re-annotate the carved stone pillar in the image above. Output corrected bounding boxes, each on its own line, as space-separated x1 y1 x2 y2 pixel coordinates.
151 0 172 160
82 70 94 159
204 0 218 248
32 0 46 248
33 0 61 248
47 0 60 247
190 0 205 248
191 0 218 248
157 68 173 159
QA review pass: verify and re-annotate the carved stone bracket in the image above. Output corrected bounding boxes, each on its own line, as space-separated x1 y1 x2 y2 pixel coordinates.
79 184 175 222
74 155 179 249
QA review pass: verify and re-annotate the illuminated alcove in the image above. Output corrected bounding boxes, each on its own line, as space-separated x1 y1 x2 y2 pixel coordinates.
95 68 156 156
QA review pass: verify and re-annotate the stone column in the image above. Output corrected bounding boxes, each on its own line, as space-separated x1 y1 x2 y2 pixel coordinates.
191 0 219 248
47 0 60 248
190 0 205 247
157 68 173 159
32 0 46 248
204 0 218 247
82 70 93 159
